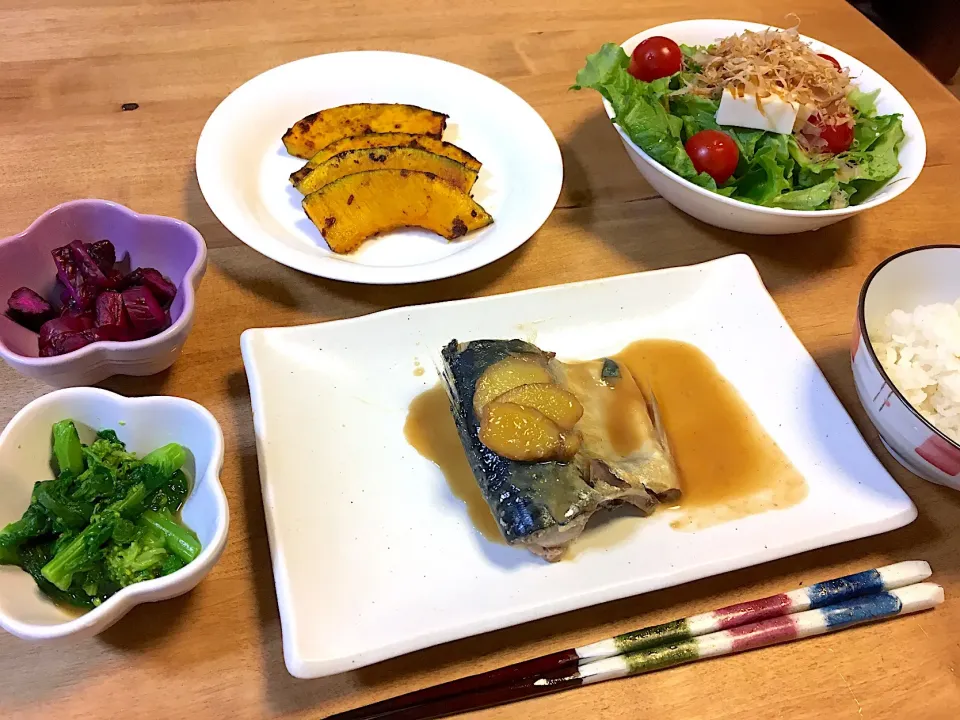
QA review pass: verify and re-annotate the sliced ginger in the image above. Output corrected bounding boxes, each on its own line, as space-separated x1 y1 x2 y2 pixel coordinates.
472 356 553 418
478 402 562 462
495 383 583 430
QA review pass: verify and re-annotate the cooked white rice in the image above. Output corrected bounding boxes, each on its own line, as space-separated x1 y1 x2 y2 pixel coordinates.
870 299 960 443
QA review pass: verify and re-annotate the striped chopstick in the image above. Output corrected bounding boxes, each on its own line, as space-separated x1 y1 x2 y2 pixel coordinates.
579 560 931 661
328 561 931 720
362 583 944 720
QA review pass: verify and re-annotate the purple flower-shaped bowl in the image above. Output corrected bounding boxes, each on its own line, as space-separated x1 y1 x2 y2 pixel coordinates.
0 200 206 387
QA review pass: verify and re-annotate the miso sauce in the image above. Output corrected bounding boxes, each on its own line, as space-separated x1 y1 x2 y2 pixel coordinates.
403 385 503 543
614 339 807 530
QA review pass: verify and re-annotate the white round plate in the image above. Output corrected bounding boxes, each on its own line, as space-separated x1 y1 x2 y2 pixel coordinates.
196 51 563 284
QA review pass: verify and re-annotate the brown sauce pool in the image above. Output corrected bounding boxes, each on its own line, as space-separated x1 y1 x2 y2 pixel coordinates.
404 386 503 543
615 339 807 530
404 339 807 546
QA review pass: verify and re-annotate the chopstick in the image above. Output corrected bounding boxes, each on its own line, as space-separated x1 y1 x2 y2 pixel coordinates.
328 561 932 720
332 582 943 720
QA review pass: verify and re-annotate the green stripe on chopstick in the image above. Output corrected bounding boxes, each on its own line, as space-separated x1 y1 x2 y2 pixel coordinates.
579 583 943 688
622 638 699 673
614 618 690 654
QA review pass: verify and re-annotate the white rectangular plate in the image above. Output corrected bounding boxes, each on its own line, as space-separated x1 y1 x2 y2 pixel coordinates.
241 255 916 678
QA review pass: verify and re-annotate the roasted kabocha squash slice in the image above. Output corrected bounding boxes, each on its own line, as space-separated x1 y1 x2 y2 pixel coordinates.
294 147 478 195
302 169 492 254
290 132 481 185
282 104 448 159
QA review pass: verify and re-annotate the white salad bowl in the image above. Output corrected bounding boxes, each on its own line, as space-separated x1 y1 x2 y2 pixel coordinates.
0 387 229 640
604 19 925 235
852 245 960 490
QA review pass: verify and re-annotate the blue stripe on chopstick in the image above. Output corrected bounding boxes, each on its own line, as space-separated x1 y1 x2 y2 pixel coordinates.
820 592 903 628
807 570 884 609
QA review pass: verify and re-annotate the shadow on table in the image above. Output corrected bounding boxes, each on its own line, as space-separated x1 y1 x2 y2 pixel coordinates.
99 592 197 650
181 169 530 318
97 367 174 397
561 110 858 294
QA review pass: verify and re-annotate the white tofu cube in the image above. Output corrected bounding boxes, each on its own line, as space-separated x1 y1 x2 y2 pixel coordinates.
715 88 800 135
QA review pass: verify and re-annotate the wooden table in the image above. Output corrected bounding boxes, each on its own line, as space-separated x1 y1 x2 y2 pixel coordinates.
1 1 959 717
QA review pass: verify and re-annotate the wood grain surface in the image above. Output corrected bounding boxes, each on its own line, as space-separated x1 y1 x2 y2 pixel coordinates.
1 1 959 718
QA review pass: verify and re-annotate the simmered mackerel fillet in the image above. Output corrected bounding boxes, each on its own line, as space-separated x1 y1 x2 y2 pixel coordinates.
440 339 680 561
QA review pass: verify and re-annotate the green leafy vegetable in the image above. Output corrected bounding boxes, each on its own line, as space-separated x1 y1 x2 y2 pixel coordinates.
0 419 200 607
848 87 881 116
573 43 906 209
571 42 628 97
840 118 905 204
140 510 201 563
0 504 50 565
679 44 701 71
575 45 720 191
772 179 840 210
731 134 793 205
52 419 84 476
104 523 170 588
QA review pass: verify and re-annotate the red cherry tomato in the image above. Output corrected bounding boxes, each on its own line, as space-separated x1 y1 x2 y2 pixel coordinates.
684 130 740 184
818 53 842 72
809 114 854 154
628 36 683 82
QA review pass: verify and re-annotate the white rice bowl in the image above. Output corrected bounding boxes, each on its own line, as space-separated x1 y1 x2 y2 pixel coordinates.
871 299 960 443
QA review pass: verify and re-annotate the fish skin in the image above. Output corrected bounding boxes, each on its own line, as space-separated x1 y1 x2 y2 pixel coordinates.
440 339 681 559
440 339 590 546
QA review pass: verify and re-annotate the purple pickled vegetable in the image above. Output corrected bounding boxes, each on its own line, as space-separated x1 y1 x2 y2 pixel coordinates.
41 314 94 340
59 306 96 325
86 240 116 274
121 286 168 339
33 237 173 352
54 277 71 309
52 245 96 311
122 268 177 309
95 291 133 341
39 328 106 357
38 314 97 356
68 240 111 291
6 287 55 332
105 268 124 289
